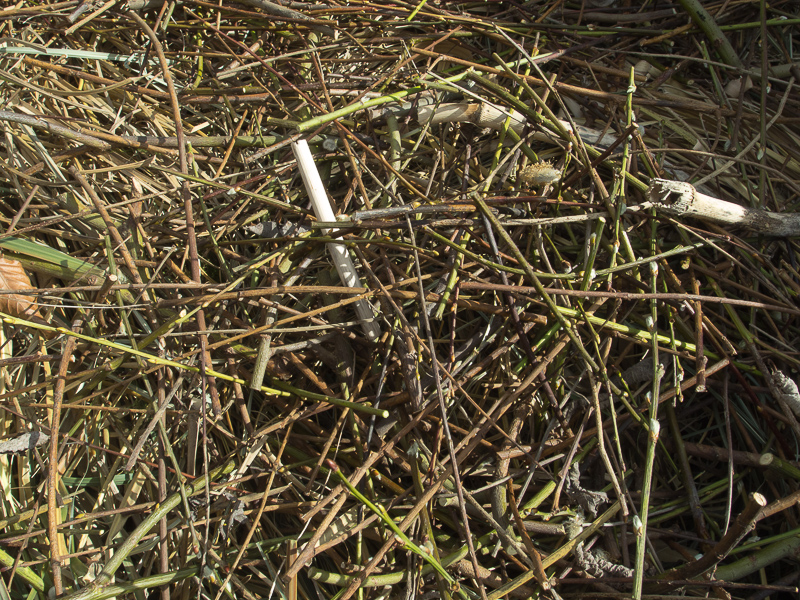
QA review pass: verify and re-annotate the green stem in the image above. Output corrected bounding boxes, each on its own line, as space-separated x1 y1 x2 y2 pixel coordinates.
0 546 45 592
489 500 622 600
633 419 661 599
474 197 600 372
297 72 470 133
3 291 388 418
676 0 742 68
331 463 468 599
70 568 198 600
308 544 468 587
714 535 800 581
64 459 236 599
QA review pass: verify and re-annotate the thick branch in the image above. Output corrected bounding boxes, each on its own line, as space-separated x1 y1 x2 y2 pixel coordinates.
647 178 800 236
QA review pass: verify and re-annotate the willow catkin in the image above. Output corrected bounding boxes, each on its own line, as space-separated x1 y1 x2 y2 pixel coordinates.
518 162 560 187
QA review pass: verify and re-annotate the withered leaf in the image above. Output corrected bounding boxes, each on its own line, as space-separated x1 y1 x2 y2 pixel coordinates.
0 257 51 333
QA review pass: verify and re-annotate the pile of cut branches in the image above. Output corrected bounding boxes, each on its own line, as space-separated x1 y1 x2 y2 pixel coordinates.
0 2 798 600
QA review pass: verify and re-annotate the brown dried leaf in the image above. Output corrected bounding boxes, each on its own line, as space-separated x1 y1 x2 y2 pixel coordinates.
0 257 50 328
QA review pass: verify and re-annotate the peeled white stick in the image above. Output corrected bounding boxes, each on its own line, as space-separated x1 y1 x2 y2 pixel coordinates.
291 139 381 342
647 178 800 236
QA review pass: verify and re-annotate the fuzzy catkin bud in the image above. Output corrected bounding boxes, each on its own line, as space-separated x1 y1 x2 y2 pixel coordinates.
518 162 560 187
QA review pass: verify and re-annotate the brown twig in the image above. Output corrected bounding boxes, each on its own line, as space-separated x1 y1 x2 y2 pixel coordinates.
48 330 79 596
654 492 767 586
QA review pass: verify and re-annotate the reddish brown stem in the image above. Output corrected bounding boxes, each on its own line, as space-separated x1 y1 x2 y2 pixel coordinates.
48 333 78 596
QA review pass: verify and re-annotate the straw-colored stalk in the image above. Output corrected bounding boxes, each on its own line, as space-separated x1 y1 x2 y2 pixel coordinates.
291 139 381 341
